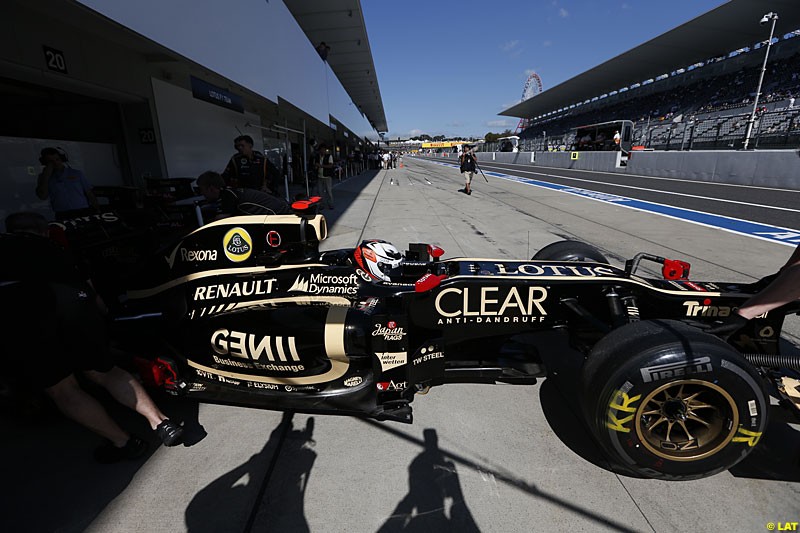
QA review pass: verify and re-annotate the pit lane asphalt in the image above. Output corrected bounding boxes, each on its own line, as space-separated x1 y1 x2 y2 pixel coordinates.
423 154 800 231
6 159 799 533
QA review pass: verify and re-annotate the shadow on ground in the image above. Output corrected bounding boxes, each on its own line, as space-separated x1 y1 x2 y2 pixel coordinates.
184 411 314 533
244 413 317 532
362 419 640 533
377 428 479 532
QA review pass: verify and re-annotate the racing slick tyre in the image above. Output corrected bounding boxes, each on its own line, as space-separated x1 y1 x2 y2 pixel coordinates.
580 319 767 480
532 240 608 263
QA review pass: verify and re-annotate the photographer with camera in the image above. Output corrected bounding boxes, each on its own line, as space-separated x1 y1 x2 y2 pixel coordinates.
458 144 477 195
35 147 99 220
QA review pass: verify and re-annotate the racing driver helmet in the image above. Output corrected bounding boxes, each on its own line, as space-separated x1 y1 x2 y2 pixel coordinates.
353 239 403 281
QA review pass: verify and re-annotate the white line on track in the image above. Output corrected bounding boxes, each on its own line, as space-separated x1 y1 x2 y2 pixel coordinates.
477 164 800 214
417 157 800 246
473 158 800 194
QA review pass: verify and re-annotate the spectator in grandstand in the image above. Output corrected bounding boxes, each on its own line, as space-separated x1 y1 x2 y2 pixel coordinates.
0 211 184 462
222 135 277 193
196 171 290 219
35 147 100 220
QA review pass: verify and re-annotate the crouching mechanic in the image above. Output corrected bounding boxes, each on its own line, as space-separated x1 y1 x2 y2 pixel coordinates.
707 244 800 337
196 170 290 220
0 212 183 463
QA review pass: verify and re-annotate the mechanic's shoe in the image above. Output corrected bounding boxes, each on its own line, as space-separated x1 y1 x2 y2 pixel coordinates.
156 419 184 447
94 436 148 464
466 189 472 195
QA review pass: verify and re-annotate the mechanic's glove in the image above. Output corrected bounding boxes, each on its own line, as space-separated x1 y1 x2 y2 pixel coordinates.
705 313 749 338
743 271 780 293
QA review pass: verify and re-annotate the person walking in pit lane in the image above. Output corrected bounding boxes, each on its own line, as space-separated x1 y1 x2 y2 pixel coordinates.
459 145 477 195
316 144 336 210
0 212 184 462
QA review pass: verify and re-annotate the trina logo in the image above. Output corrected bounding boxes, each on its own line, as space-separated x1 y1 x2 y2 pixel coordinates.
683 299 733 317
435 286 548 319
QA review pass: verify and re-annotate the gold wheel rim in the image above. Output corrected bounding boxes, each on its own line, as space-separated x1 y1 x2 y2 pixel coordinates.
634 379 738 462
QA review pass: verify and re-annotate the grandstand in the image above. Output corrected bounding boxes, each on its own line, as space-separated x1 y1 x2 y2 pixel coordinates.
500 0 800 152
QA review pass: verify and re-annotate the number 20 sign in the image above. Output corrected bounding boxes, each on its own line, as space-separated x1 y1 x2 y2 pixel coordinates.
43 46 68 74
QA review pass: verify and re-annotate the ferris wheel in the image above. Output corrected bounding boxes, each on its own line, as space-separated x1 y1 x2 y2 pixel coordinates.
516 71 543 134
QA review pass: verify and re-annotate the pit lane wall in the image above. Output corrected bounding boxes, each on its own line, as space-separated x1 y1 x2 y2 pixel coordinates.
471 150 800 189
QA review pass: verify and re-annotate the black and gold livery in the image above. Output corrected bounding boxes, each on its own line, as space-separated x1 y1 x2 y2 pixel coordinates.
99 215 798 481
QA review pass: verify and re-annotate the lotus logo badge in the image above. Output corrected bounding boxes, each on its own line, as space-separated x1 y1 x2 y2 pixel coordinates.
223 227 252 262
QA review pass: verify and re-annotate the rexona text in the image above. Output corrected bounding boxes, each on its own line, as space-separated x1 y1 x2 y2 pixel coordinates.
181 248 218 261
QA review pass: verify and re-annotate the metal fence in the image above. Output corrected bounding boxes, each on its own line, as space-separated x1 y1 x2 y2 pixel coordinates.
482 108 800 152
634 109 800 150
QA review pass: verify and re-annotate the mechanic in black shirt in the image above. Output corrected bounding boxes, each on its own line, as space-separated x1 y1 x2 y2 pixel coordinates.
197 170 290 220
0 212 183 462
222 135 278 192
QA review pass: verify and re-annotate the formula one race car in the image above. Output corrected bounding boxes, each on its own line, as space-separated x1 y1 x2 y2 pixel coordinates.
102 201 800 481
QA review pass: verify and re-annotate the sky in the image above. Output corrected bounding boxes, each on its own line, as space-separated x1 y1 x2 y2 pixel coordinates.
361 0 728 140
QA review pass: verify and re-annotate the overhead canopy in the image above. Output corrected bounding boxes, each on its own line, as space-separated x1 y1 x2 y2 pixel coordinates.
285 0 388 133
501 0 800 119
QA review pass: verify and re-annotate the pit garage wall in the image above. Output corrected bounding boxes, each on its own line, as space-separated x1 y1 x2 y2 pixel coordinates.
478 151 800 189
77 0 376 141
624 150 800 189
151 79 264 179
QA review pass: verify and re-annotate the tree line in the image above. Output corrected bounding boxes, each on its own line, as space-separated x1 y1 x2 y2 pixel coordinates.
408 129 514 143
